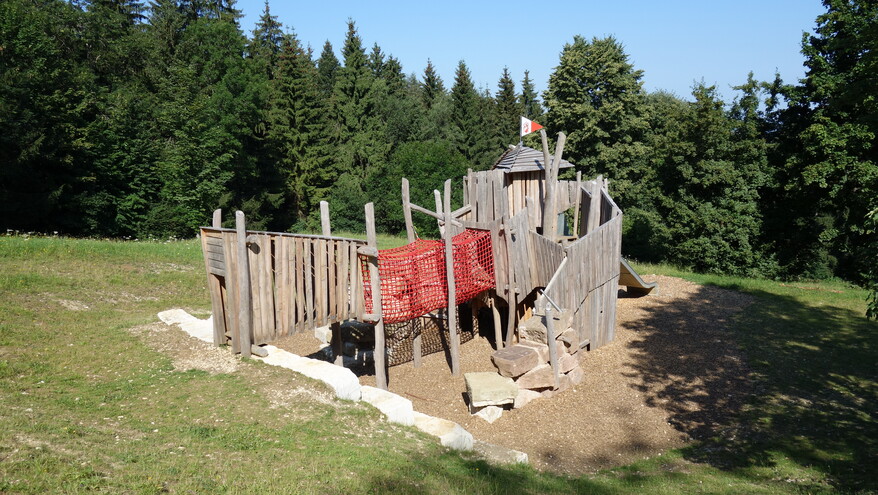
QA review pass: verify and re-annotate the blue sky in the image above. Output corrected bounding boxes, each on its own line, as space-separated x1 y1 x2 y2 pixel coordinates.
235 0 826 103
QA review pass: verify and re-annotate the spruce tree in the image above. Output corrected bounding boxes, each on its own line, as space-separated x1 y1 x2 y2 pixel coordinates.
421 59 444 110
316 40 339 99
494 67 521 147
247 1 283 79
520 70 543 120
329 20 390 228
268 32 332 227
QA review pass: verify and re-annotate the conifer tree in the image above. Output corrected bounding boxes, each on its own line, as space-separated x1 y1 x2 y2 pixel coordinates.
494 67 521 146
247 1 283 79
543 35 650 207
268 32 332 227
520 70 543 120
421 59 444 110
316 40 339 99
447 61 499 168
329 20 389 228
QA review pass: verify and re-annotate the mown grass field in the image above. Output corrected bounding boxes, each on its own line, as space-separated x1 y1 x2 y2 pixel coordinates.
0 236 874 494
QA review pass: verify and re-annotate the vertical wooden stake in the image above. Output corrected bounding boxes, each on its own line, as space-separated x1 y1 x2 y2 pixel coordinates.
235 211 252 358
365 203 387 389
331 321 343 366
401 178 415 243
490 296 503 350
545 305 561 389
587 175 602 234
443 179 460 376
409 180 422 366
572 171 582 236
212 209 222 228
548 132 566 239
505 290 517 348
539 129 552 235
320 201 331 237
434 189 444 236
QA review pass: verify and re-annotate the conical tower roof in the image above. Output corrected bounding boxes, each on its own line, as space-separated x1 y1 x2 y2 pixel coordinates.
492 144 575 173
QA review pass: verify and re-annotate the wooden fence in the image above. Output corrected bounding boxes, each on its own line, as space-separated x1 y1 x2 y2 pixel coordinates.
201 225 367 354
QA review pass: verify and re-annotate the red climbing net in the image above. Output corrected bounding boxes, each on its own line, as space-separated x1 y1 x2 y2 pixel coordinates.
361 229 495 324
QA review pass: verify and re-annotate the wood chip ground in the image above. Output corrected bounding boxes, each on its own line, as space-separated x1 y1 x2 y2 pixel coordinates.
274 275 755 475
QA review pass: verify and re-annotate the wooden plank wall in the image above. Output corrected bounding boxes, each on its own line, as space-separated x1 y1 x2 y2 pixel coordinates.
527 230 566 289
542 212 622 349
199 228 368 347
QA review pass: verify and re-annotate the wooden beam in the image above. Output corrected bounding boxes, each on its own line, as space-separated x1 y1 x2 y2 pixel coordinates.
235 211 252 357
443 179 460 376
451 204 472 219
365 203 387 390
401 178 415 243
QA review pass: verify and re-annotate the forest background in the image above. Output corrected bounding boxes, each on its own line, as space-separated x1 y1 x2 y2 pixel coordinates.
1 0 876 316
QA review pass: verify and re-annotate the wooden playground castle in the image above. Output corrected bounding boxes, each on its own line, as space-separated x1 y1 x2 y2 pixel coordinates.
199 131 652 390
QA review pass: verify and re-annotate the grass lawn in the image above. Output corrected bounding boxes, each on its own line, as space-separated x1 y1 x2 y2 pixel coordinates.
0 236 874 493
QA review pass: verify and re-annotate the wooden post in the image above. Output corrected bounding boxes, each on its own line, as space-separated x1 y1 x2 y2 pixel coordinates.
505 289 517 348
587 175 602 234
549 132 566 239
539 130 552 235
434 189 444 236
365 203 387 389
443 179 460 376
212 209 222 228
490 295 503 350
320 201 343 365
572 171 582 236
320 201 331 236
208 209 224 346
235 211 252 358
545 305 561 389
401 178 415 243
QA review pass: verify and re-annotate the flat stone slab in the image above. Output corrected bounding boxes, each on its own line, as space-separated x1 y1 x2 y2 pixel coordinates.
513 388 542 409
473 440 529 465
258 345 361 401
516 340 549 363
465 372 518 407
413 412 473 451
472 405 503 424
491 345 540 378
516 363 556 390
158 309 213 343
360 386 414 426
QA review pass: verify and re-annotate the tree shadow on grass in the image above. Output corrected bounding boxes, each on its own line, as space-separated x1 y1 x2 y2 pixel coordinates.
621 282 878 492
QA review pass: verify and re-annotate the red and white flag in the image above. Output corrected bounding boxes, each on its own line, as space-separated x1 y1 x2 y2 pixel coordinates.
520 116 543 137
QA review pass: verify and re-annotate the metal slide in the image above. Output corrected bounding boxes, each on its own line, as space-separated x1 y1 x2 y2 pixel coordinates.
619 258 658 296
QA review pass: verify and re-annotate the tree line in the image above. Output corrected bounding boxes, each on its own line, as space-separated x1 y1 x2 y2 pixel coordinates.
1 0 875 312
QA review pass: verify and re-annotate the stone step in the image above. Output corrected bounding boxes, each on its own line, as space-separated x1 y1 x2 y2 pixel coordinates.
360 386 414 426
257 345 362 401
412 412 473 451
473 440 529 465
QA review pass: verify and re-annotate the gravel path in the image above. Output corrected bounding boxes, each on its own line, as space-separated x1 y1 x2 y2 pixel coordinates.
275 275 754 475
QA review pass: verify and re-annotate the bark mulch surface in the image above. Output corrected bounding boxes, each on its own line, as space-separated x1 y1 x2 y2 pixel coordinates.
274 275 755 475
